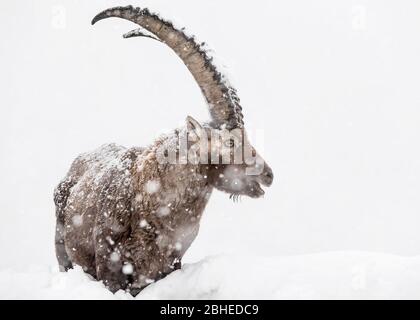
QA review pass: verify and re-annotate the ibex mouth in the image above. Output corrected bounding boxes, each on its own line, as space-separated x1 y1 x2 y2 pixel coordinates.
248 181 265 198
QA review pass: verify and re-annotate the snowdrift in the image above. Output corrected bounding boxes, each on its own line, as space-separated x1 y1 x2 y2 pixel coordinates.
1 252 420 299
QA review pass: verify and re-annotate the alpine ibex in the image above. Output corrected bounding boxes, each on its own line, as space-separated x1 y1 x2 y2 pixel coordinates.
54 5 273 296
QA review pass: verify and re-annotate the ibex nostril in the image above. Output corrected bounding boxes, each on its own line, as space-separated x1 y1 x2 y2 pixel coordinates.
263 168 274 186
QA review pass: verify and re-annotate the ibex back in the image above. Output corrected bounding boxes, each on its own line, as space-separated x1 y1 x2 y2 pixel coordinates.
54 5 273 296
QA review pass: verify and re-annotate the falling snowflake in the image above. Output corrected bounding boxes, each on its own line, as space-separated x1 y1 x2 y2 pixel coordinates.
157 206 170 217
145 180 161 194
110 252 120 262
139 219 149 228
71 215 83 227
231 178 243 191
106 236 115 245
122 263 134 275
135 193 143 202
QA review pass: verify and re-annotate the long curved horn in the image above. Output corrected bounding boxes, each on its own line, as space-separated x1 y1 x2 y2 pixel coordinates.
92 5 244 129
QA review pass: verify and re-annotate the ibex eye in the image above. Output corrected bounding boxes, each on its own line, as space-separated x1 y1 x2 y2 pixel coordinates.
224 140 235 148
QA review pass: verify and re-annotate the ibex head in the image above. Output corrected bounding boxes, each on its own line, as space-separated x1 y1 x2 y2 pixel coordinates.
92 6 273 200
185 116 273 199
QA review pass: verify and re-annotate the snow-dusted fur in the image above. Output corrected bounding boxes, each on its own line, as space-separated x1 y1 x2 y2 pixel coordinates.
54 131 215 295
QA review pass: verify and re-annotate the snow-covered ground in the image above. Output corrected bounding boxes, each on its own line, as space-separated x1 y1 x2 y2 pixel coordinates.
1 252 420 299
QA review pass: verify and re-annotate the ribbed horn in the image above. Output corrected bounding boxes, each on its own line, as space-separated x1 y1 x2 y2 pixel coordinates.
92 5 244 129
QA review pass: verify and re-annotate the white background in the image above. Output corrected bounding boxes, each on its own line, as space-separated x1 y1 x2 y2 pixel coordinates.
1 0 420 271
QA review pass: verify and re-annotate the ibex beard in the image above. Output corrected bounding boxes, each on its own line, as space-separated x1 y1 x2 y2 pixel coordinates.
54 5 273 296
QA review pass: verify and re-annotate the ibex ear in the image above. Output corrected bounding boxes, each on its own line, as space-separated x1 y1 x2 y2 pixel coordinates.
186 116 203 141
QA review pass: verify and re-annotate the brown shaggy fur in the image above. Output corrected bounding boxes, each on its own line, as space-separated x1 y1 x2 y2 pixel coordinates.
55 132 216 295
